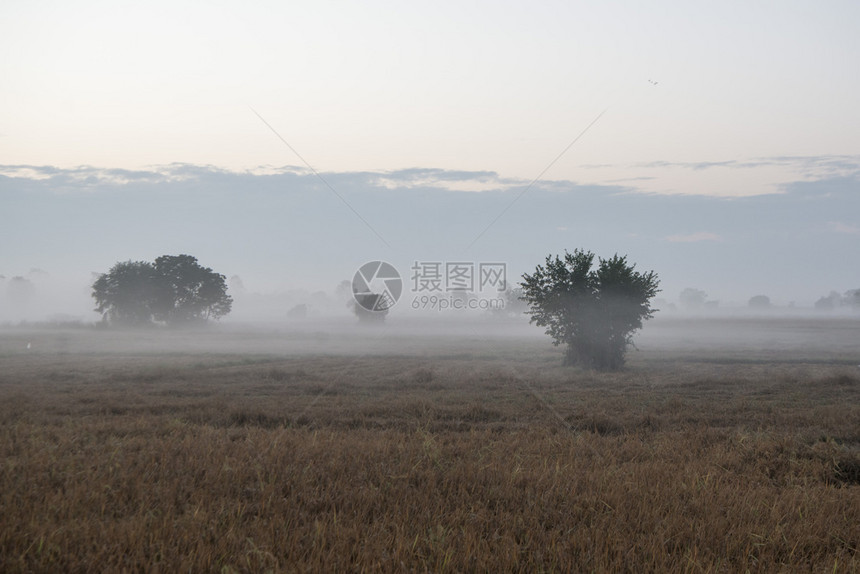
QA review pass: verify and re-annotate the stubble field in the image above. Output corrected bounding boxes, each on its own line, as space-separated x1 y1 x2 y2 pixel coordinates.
1 317 859 572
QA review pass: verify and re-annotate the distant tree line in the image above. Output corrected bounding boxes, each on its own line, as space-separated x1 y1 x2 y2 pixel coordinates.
92 254 232 326
815 289 860 310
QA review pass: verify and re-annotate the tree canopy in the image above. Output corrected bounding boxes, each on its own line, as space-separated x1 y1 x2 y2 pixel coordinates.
748 294 771 309
519 249 660 370
352 294 389 323
92 255 232 326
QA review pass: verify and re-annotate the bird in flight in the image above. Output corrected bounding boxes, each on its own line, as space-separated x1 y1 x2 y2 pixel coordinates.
648 79 659 86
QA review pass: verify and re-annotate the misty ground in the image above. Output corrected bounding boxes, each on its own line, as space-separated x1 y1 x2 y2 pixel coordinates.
2 313 859 362
1 315 858 571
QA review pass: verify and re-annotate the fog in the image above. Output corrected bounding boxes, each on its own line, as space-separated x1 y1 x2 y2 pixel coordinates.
1 261 858 329
0 280 844 318
2 266 858 365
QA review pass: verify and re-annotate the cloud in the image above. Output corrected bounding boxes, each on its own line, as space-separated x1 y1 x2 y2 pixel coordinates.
635 155 860 176
0 165 59 180
3 162 860 305
0 164 216 190
602 176 657 184
571 155 860 198
663 232 723 243
637 160 739 171
372 168 520 193
826 221 860 235
578 163 615 170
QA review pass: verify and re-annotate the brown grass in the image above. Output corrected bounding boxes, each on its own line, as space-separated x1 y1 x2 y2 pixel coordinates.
0 328 859 572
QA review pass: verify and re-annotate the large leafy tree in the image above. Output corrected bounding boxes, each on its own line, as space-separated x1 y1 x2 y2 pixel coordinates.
92 255 232 326
151 255 232 324
520 249 659 370
92 261 161 326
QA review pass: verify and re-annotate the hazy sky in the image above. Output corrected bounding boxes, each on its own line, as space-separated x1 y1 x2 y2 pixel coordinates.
2 1 860 321
3 163 859 314
3 1 859 195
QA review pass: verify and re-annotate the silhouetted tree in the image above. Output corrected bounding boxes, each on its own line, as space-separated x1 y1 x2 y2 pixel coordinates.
679 287 707 309
229 275 246 295
335 280 352 301
352 294 388 323
92 261 160 325
748 295 771 309
92 255 232 326
151 255 232 324
287 304 309 319
814 291 842 310
520 249 659 370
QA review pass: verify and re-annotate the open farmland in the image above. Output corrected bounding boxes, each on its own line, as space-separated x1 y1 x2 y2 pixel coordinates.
1 317 859 572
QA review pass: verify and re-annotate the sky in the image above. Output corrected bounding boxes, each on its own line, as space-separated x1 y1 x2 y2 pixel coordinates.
1 1 859 321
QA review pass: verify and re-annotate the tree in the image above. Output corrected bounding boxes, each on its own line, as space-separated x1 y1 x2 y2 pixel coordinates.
151 255 232 324
287 303 309 319
844 289 860 309
814 291 842 310
352 294 388 323
92 255 232 326
519 249 660 370
491 286 529 318
335 280 353 302
92 261 160 325
748 294 771 309
229 275 246 295
679 287 707 310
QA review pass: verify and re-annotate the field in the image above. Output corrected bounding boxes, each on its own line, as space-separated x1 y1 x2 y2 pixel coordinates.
1 317 859 572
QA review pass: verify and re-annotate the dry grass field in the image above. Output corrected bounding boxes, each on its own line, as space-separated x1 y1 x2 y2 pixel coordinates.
1 317 859 572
